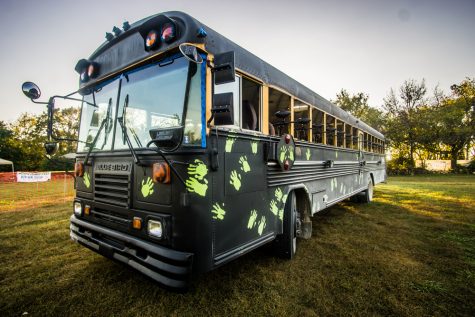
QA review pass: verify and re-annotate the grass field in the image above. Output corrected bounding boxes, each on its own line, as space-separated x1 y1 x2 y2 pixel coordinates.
0 175 474 316
0 179 75 212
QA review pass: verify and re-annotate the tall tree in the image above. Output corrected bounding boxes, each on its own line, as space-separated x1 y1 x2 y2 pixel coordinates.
436 78 475 170
383 79 427 172
332 89 385 131
4 107 80 171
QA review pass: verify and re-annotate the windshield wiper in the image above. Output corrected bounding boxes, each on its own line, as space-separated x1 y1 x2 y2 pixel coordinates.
117 94 141 165
84 97 112 165
99 97 113 150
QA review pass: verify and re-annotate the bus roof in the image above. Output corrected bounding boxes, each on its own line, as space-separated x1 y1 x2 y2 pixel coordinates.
88 11 384 139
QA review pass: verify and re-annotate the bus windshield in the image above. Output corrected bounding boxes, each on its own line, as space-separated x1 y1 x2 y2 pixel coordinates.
77 55 203 152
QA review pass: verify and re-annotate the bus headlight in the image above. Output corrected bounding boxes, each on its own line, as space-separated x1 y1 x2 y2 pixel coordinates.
73 201 82 216
147 220 163 238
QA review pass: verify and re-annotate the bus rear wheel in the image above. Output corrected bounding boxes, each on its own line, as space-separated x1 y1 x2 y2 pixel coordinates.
273 191 298 259
351 176 374 203
360 177 374 203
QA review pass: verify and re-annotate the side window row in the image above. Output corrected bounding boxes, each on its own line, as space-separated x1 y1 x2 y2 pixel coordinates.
214 76 384 153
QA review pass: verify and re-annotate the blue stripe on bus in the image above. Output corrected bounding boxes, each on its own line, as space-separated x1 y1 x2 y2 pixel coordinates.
200 54 207 148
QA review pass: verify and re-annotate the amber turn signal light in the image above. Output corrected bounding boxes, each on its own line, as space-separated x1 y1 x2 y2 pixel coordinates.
84 205 91 216
133 217 142 230
152 162 171 184
74 162 84 177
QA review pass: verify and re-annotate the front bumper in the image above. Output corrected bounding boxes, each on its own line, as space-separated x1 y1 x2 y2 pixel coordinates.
70 215 193 289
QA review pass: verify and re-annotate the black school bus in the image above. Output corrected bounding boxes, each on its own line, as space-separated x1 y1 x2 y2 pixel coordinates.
22 11 386 289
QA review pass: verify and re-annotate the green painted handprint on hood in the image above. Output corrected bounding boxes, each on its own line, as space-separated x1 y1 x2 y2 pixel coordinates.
141 177 154 197
83 172 91 189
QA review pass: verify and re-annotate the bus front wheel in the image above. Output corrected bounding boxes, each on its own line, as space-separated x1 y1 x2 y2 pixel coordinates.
273 191 298 259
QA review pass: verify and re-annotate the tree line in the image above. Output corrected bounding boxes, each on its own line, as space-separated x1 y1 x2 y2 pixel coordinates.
1 78 474 173
333 77 475 174
0 108 79 172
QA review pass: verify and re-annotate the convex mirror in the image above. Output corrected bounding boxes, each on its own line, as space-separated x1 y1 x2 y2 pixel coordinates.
22 81 41 100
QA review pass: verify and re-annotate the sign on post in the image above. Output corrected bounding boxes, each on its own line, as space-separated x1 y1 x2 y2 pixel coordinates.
16 172 52 183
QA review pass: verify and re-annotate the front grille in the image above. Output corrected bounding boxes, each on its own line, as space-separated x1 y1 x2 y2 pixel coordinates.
90 207 130 227
94 173 130 207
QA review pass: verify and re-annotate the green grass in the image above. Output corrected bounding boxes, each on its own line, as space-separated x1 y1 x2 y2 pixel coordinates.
0 179 75 211
0 175 474 316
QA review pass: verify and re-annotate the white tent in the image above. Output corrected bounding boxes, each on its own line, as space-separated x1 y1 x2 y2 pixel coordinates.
61 153 76 160
0 158 14 172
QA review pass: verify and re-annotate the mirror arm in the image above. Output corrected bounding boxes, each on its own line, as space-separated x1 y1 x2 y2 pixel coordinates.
47 97 54 141
30 99 49 105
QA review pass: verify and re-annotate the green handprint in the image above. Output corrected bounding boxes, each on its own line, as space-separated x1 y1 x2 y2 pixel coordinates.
211 202 226 220
279 146 287 163
289 147 294 161
275 187 283 201
83 172 91 189
257 216 266 236
247 209 258 229
141 177 154 198
188 159 208 180
229 170 242 191
270 199 279 216
251 141 258 154
225 137 235 153
278 209 283 221
186 177 208 197
239 155 251 173
281 194 288 204
306 148 311 160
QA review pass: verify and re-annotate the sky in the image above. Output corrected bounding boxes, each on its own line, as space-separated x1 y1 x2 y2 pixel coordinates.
1 0 474 122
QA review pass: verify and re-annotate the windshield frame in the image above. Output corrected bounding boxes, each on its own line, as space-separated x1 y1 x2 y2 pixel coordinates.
76 52 207 153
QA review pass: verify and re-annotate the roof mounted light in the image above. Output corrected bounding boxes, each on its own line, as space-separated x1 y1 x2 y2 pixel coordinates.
87 62 99 79
145 29 160 51
161 22 176 43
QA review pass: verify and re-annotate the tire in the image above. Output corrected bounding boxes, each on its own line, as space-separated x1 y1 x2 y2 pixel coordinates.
273 191 297 259
361 177 374 203
350 176 374 203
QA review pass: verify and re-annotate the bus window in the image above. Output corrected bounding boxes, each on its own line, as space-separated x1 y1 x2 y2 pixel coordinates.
358 131 364 150
269 88 291 136
312 108 324 143
214 75 241 127
293 100 310 140
241 77 261 131
326 115 336 146
345 124 352 148
363 132 369 151
352 127 358 149
336 120 344 147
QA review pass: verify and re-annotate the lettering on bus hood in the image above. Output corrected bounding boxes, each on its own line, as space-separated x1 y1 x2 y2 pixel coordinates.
94 162 132 173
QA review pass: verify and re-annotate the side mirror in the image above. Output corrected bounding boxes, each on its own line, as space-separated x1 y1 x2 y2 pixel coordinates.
148 126 183 152
22 81 41 100
212 93 234 125
213 51 235 85
179 44 203 64
45 142 58 155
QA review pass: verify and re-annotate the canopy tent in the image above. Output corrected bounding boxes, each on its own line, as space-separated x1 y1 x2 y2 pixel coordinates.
61 153 76 160
0 158 14 172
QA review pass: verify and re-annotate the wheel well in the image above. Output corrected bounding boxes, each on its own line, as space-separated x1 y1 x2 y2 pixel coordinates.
293 188 312 239
369 173 375 186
